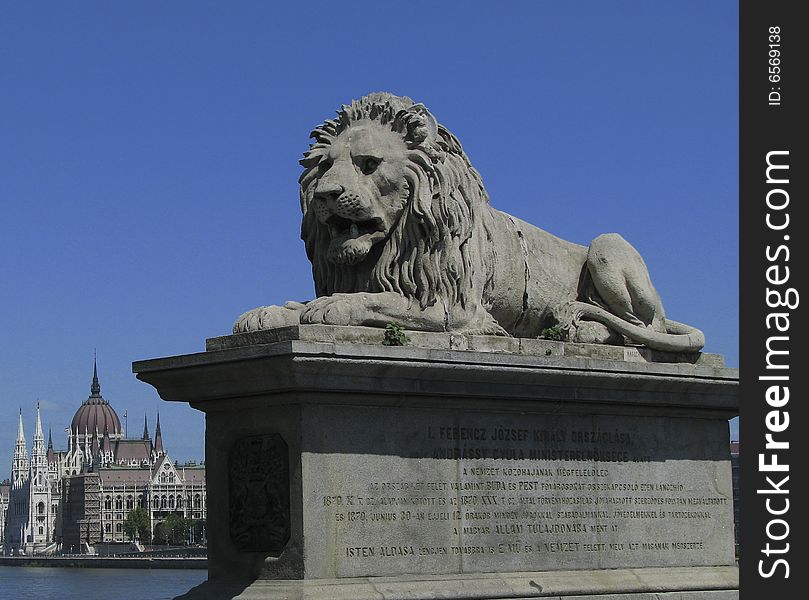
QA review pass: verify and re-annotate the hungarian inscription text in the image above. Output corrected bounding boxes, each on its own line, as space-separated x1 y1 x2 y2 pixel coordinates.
303 407 734 577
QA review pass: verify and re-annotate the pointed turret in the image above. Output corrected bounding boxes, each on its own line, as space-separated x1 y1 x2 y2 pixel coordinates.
142 413 150 441
91 354 101 397
47 427 55 463
34 402 44 440
84 425 91 462
17 408 25 442
30 402 49 487
12 409 30 487
154 412 164 455
92 426 100 456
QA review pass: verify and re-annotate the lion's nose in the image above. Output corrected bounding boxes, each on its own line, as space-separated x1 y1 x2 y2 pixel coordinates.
313 182 344 205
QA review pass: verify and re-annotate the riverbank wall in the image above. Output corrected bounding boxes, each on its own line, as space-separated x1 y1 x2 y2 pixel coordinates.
0 556 206 569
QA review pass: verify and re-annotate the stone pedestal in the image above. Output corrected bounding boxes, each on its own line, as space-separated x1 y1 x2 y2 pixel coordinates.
133 325 738 599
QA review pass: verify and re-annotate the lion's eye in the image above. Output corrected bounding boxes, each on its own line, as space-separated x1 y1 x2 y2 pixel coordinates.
360 157 380 175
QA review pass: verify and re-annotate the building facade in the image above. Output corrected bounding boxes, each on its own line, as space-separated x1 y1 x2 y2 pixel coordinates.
3 361 206 555
0 480 10 549
3 406 57 555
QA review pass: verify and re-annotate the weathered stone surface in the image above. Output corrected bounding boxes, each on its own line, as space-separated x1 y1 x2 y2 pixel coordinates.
232 92 707 353
206 325 723 367
174 565 739 599
134 330 737 599
135 336 736 414
301 405 734 578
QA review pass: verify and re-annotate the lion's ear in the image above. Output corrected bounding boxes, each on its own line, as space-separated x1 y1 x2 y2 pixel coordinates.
404 103 438 145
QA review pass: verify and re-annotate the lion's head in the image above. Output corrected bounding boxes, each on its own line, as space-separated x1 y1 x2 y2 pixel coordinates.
300 92 490 309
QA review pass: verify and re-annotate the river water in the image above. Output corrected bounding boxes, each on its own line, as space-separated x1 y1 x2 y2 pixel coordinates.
0 566 206 599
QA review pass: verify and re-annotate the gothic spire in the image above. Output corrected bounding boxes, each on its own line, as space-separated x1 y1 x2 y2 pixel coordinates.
34 401 44 441
47 427 55 463
91 352 101 397
12 409 29 486
31 402 48 473
142 413 150 441
16 408 25 443
154 412 164 454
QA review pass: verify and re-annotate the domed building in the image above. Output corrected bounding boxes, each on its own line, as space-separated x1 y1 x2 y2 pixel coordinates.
60 360 161 473
3 359 206 555
69 361 123 448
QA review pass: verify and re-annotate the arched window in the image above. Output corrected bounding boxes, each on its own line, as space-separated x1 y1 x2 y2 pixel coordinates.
116 523 121 532
115 496 123 510
169 495 175 509
177 496 183 509
153 496 159 509
126 495 133 510
105 523 111 533
104 496 112 510
160 495 167 509
37 502 45 514
194 494 201 508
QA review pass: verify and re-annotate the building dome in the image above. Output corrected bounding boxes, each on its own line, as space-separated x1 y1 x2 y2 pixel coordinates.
70 360 122 437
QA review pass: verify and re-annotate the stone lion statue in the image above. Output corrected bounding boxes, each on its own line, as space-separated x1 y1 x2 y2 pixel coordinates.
234 92 704 353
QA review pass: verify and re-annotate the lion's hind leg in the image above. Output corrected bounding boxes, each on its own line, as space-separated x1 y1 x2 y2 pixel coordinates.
549 235 705 353
585 233 665 333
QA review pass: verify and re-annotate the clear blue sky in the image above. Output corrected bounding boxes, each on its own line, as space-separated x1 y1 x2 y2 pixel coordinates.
0 1 739 471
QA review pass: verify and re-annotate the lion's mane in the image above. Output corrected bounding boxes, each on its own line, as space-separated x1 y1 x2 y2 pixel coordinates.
299 93 492 311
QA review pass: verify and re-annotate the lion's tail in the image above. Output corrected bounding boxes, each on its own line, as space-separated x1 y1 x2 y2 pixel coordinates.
572 302 705 353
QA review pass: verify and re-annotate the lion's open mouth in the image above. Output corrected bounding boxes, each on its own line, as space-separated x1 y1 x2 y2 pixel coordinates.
326 214 386 240
325 215 387 266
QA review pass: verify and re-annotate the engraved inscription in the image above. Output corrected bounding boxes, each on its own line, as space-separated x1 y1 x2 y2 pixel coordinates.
323 460 729 564
303 407 735 578
229 433 290 552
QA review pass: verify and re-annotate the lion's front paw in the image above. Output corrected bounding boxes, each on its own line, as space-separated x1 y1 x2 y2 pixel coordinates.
300 294 364 326
462 314 509 337
233 304 302 333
